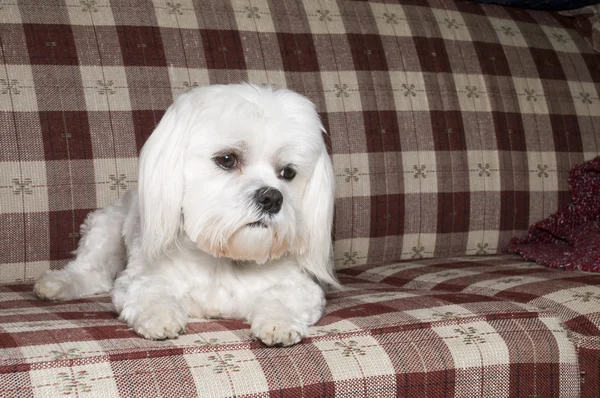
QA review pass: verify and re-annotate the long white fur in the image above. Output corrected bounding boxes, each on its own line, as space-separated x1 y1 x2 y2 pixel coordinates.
33 84 339 346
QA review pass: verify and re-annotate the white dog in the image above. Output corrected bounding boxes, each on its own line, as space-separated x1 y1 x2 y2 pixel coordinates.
34 84 339 346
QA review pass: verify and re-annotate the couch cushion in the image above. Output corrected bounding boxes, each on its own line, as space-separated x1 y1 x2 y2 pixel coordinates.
339 254 600 335
1 1 600 284
339 253 600 395
0 280 580 397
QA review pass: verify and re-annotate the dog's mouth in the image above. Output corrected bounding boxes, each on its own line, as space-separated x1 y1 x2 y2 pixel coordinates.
247 220 268 228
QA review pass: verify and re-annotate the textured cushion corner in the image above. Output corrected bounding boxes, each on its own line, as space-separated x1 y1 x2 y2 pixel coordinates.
340 253 600 395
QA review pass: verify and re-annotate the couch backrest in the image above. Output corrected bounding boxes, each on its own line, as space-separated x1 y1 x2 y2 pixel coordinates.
1 0 599 284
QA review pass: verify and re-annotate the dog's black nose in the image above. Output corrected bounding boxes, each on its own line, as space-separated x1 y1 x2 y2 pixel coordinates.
255 187 283 214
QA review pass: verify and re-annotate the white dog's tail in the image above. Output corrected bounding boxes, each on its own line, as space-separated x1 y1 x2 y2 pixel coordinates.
33 192 131 301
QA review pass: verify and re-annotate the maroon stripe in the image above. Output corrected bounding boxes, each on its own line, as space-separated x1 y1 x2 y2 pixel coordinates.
364 111 402 152
0 297 109 310
23 24 79 65
508 363 563 397
0 325 133 348
277 33 320 72
0 363 31 375
40 111 93 161
0 332 20 351
200 29 247 70
431 110 467 151
437 192 471 234
132 109 165 154
492 112 527 151
268 382 336 398
579 347 600 398
412 37 453 73
0 284 35 293
186 319 249 333
565 315 600 336
0 311 113 323
347 34 388 71
395 369 457 397
108 348 186 362
110 351 197 397
370 194 405 238
48 209 94 261
116 26 167 67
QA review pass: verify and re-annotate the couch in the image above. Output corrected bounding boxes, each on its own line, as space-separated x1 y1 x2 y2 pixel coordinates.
1 0 599 396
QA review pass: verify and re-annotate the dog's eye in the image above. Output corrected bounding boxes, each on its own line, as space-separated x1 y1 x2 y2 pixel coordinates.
279 166 297 181
214 154 238 170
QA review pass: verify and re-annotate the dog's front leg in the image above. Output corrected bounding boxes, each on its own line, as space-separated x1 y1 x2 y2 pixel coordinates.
112 265 189 340
249 276 326 347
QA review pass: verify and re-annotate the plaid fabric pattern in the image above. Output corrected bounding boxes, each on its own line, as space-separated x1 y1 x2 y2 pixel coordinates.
339 254 600 397
1 260 583 397
1 0 599 284
1 1 599 396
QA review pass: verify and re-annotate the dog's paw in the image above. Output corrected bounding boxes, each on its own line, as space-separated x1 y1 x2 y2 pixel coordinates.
33 271 78 301
130 303 188 340
251 319 306 347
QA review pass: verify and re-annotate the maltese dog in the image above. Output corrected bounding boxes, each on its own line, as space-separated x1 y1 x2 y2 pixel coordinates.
34 83 339 346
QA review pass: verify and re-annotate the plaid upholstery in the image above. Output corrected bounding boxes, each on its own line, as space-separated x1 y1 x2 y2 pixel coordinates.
1 0 599 396
1 0 599 284
339 254 600 397
1 262 583 397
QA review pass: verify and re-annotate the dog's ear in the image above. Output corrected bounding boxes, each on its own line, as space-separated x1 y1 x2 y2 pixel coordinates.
297 134 341 289
138 94 194 260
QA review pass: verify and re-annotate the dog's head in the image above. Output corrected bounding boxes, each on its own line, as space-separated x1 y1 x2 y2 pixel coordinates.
138 84 338 286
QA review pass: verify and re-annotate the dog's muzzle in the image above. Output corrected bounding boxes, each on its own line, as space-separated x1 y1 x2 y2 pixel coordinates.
254 187 283 215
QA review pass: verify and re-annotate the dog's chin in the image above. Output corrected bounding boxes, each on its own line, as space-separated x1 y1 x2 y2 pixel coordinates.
195 223 291 264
